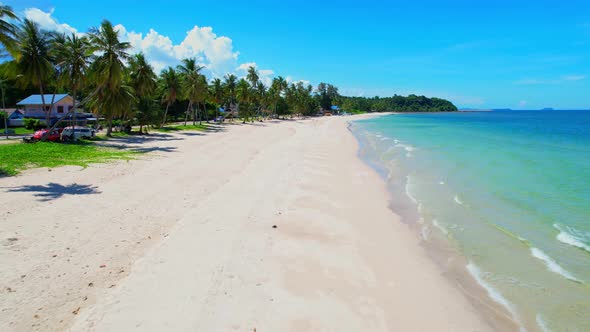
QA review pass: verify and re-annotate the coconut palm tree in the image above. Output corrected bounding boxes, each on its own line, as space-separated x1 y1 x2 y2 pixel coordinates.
246 66 259 87
177 58 204 125
223 74 237 119
269 76 287 119
195 74 208 124
88 20 131 136
128 53 156 133
236 78 251 123
0 5 19 58
159 67 180 126
210 77 224 121
86 83 136 134
13 19 54 128
47 33 92 133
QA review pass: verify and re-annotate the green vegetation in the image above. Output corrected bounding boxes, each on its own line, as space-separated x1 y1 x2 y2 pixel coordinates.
12 127 34 135
338 95 458 113
155 124 208 132
23 118 44 130
0 141 136 176
0 4 457 140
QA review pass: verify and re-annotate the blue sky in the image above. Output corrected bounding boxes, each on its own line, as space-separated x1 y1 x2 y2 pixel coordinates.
6 0 590 109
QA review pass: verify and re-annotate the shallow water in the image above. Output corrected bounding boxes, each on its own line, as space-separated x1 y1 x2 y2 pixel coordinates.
351 111 590 331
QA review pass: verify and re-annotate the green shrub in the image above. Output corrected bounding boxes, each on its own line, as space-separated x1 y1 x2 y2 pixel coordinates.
24 118 44 130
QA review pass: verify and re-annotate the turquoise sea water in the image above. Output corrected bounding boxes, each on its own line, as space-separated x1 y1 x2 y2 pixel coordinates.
350 111 590 331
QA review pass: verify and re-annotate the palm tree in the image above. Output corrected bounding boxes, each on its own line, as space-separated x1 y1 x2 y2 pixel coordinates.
13 19 55 128
48 33 92 133
128 53 156 133
223 74 237 119
195 74 208 124
254 81 267 120
246 66 259 87
210 78 224 121
270 76 287 119
159 67 180 126
88 20 131 136
86 83 136 133
177 58 204 125
0 5 19 58
236 78 251 123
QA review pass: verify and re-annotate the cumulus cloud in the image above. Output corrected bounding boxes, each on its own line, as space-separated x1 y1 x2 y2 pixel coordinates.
22 7 295 84
24 8 78 35
115 23 240 76
235 62 275 86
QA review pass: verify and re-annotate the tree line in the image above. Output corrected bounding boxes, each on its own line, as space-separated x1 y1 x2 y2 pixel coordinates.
0 5 457 137
338 95 458 113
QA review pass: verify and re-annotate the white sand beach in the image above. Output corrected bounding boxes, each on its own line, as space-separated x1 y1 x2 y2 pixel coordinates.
0 115 517 331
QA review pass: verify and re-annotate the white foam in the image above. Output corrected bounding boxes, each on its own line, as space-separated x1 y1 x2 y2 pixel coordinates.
553 224 590 252
421 225 430 241
530 248 581 282
466 263 522 328
439 181 445 185
432 219 448 235
405 176 418 204
535 314 552 332
454 194 464 205
394 143 416 152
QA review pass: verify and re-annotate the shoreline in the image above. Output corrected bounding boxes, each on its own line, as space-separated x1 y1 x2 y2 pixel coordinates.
348 113 526 331
2 115 513 331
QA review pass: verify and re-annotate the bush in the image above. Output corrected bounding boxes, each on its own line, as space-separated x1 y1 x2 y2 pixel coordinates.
24 118 44 130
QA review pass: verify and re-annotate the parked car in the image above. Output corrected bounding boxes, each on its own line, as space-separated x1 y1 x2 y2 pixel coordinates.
30 128 63 142
61 126 96 140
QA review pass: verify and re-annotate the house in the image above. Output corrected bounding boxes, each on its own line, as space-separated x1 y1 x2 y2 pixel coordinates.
16 94 94 125
5 109 24 127
17 94 76 125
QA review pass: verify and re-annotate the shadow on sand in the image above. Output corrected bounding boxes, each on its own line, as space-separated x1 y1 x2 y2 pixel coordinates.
5 182 101 201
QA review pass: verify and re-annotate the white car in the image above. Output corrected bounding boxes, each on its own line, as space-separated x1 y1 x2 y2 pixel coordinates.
61 126 96 140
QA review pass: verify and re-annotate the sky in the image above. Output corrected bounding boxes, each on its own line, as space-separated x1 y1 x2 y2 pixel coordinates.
5 0 590 109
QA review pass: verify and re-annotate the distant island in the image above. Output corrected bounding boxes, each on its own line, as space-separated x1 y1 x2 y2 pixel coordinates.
339 94 458 113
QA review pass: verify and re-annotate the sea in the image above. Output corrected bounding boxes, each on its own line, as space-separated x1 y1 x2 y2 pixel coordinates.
350 110 590 331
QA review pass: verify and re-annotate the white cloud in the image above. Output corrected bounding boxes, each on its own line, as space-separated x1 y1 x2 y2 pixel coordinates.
24 8 78 35
23 7 294 83
514 75 586 85
562 75 586 81
518 100 528 107
235 62 275 86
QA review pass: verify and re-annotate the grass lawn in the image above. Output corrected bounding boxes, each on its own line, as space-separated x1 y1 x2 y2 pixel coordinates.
0 141 137 176
1 127 35 135
155 124 209 133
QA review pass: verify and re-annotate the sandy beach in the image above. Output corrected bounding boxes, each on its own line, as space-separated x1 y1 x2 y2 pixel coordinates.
1 115 516 331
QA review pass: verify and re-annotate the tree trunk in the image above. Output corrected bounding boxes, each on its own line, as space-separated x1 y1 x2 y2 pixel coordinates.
44 92 78 138
184 102 191 126
162 103 170 126
106 116 113 137
39 84 48 129
72 88 77 132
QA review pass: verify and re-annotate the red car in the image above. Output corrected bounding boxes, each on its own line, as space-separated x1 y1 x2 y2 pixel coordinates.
31 128 63 142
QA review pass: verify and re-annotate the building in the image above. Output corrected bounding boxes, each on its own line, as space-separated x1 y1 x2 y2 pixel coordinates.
16 94 94 125
3 109 24 127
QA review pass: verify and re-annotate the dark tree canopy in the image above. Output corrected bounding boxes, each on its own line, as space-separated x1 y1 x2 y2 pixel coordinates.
338 94 458 113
